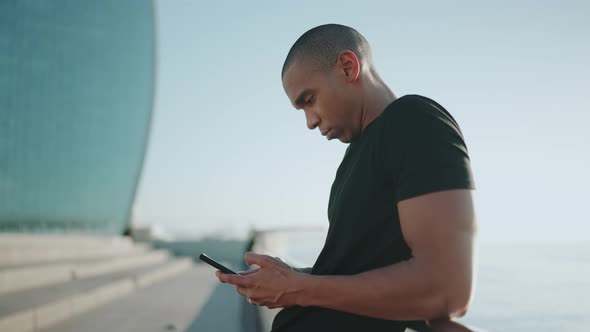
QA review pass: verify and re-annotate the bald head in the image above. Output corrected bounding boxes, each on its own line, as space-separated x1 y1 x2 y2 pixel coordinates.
281 24 374 79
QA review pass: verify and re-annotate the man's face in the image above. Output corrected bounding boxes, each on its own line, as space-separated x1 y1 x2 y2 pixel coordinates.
282 60 362 143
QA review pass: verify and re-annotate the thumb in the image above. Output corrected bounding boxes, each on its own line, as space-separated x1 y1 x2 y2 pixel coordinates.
244 252 273 268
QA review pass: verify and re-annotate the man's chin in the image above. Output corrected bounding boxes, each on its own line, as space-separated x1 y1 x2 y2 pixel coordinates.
337 136 351 143
327 131 351 143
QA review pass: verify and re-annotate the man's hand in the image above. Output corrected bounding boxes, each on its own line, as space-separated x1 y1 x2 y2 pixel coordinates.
215 252 307 309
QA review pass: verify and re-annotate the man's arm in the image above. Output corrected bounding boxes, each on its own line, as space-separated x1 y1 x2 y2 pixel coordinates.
295 189 476 321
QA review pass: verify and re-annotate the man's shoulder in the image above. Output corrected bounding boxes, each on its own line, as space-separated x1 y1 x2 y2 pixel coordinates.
383 94 446 119
381 94 461 134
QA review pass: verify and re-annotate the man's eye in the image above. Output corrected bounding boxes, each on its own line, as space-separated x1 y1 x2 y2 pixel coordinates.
305 96 314 105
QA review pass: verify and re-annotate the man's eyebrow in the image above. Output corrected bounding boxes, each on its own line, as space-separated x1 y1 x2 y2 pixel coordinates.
293 89 312 108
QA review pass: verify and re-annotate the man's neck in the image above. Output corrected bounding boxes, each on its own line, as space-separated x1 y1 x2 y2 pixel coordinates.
360 76 396 131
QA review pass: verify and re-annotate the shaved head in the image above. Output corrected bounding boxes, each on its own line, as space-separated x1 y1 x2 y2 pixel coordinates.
281 24 374 79
281 24 391 144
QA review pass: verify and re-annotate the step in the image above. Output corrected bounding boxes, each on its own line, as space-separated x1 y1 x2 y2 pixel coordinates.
41 264 242 332
0 239 148 267
0 234 134 249
0 258 193 332
0 250 170 295
0 245 151 270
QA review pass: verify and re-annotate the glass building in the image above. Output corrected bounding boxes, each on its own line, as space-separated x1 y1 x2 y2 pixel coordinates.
0 1 156 234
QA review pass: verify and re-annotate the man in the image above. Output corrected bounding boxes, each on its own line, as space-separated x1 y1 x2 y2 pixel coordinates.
216 24 477 332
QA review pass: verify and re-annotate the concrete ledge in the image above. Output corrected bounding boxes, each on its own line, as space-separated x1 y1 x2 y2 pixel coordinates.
0 234 133 249
0 310 34 332
0 260 194 332
71 292 98 316
0 264 72 295
90 279 136 308
134 258 192 288
41 265 221 332
73 250 169 279
0 251 169 295
34 297 72 331
0 244 150 268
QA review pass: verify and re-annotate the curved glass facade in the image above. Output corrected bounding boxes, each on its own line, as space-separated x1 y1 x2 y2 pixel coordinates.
0 1 155 234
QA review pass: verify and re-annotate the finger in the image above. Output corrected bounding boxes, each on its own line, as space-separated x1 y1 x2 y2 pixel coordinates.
248 297 262 306
244 252 274 267
235 286 247 297
238 267 260 276
216 272 253 288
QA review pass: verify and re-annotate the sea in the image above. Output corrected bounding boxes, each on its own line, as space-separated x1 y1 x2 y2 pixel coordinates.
270 231 590 332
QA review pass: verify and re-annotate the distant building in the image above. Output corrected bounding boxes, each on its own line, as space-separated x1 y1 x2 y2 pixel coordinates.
0 1 156 234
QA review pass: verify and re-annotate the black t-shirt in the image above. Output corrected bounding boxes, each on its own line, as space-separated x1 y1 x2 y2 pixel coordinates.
271 94 476 332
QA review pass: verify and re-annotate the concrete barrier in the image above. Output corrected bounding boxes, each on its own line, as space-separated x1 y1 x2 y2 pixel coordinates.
0 245 150 267
0 264 72 294
0 234 134 250
34 297 73 331
0 310 34 332
0 250 170 295
73 250 169 279
0 260 194 332
134 258 192 288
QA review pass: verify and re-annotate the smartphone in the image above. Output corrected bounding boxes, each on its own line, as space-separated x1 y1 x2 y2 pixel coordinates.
199 253 238 275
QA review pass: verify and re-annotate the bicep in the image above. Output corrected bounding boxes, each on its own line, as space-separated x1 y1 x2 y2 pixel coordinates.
397 189 476 312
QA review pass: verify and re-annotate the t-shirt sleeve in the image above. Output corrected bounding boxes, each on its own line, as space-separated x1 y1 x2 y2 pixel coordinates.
380 97 476 204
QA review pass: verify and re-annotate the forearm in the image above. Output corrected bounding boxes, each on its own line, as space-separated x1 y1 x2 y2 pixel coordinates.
296 258 462 321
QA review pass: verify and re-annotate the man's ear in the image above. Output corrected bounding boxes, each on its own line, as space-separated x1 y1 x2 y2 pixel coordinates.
337 51 360 82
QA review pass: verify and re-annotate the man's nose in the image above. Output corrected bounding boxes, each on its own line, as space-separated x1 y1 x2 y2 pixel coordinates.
305 109 320 130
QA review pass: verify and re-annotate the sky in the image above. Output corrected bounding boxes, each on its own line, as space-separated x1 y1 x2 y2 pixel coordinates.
134 0 590 243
